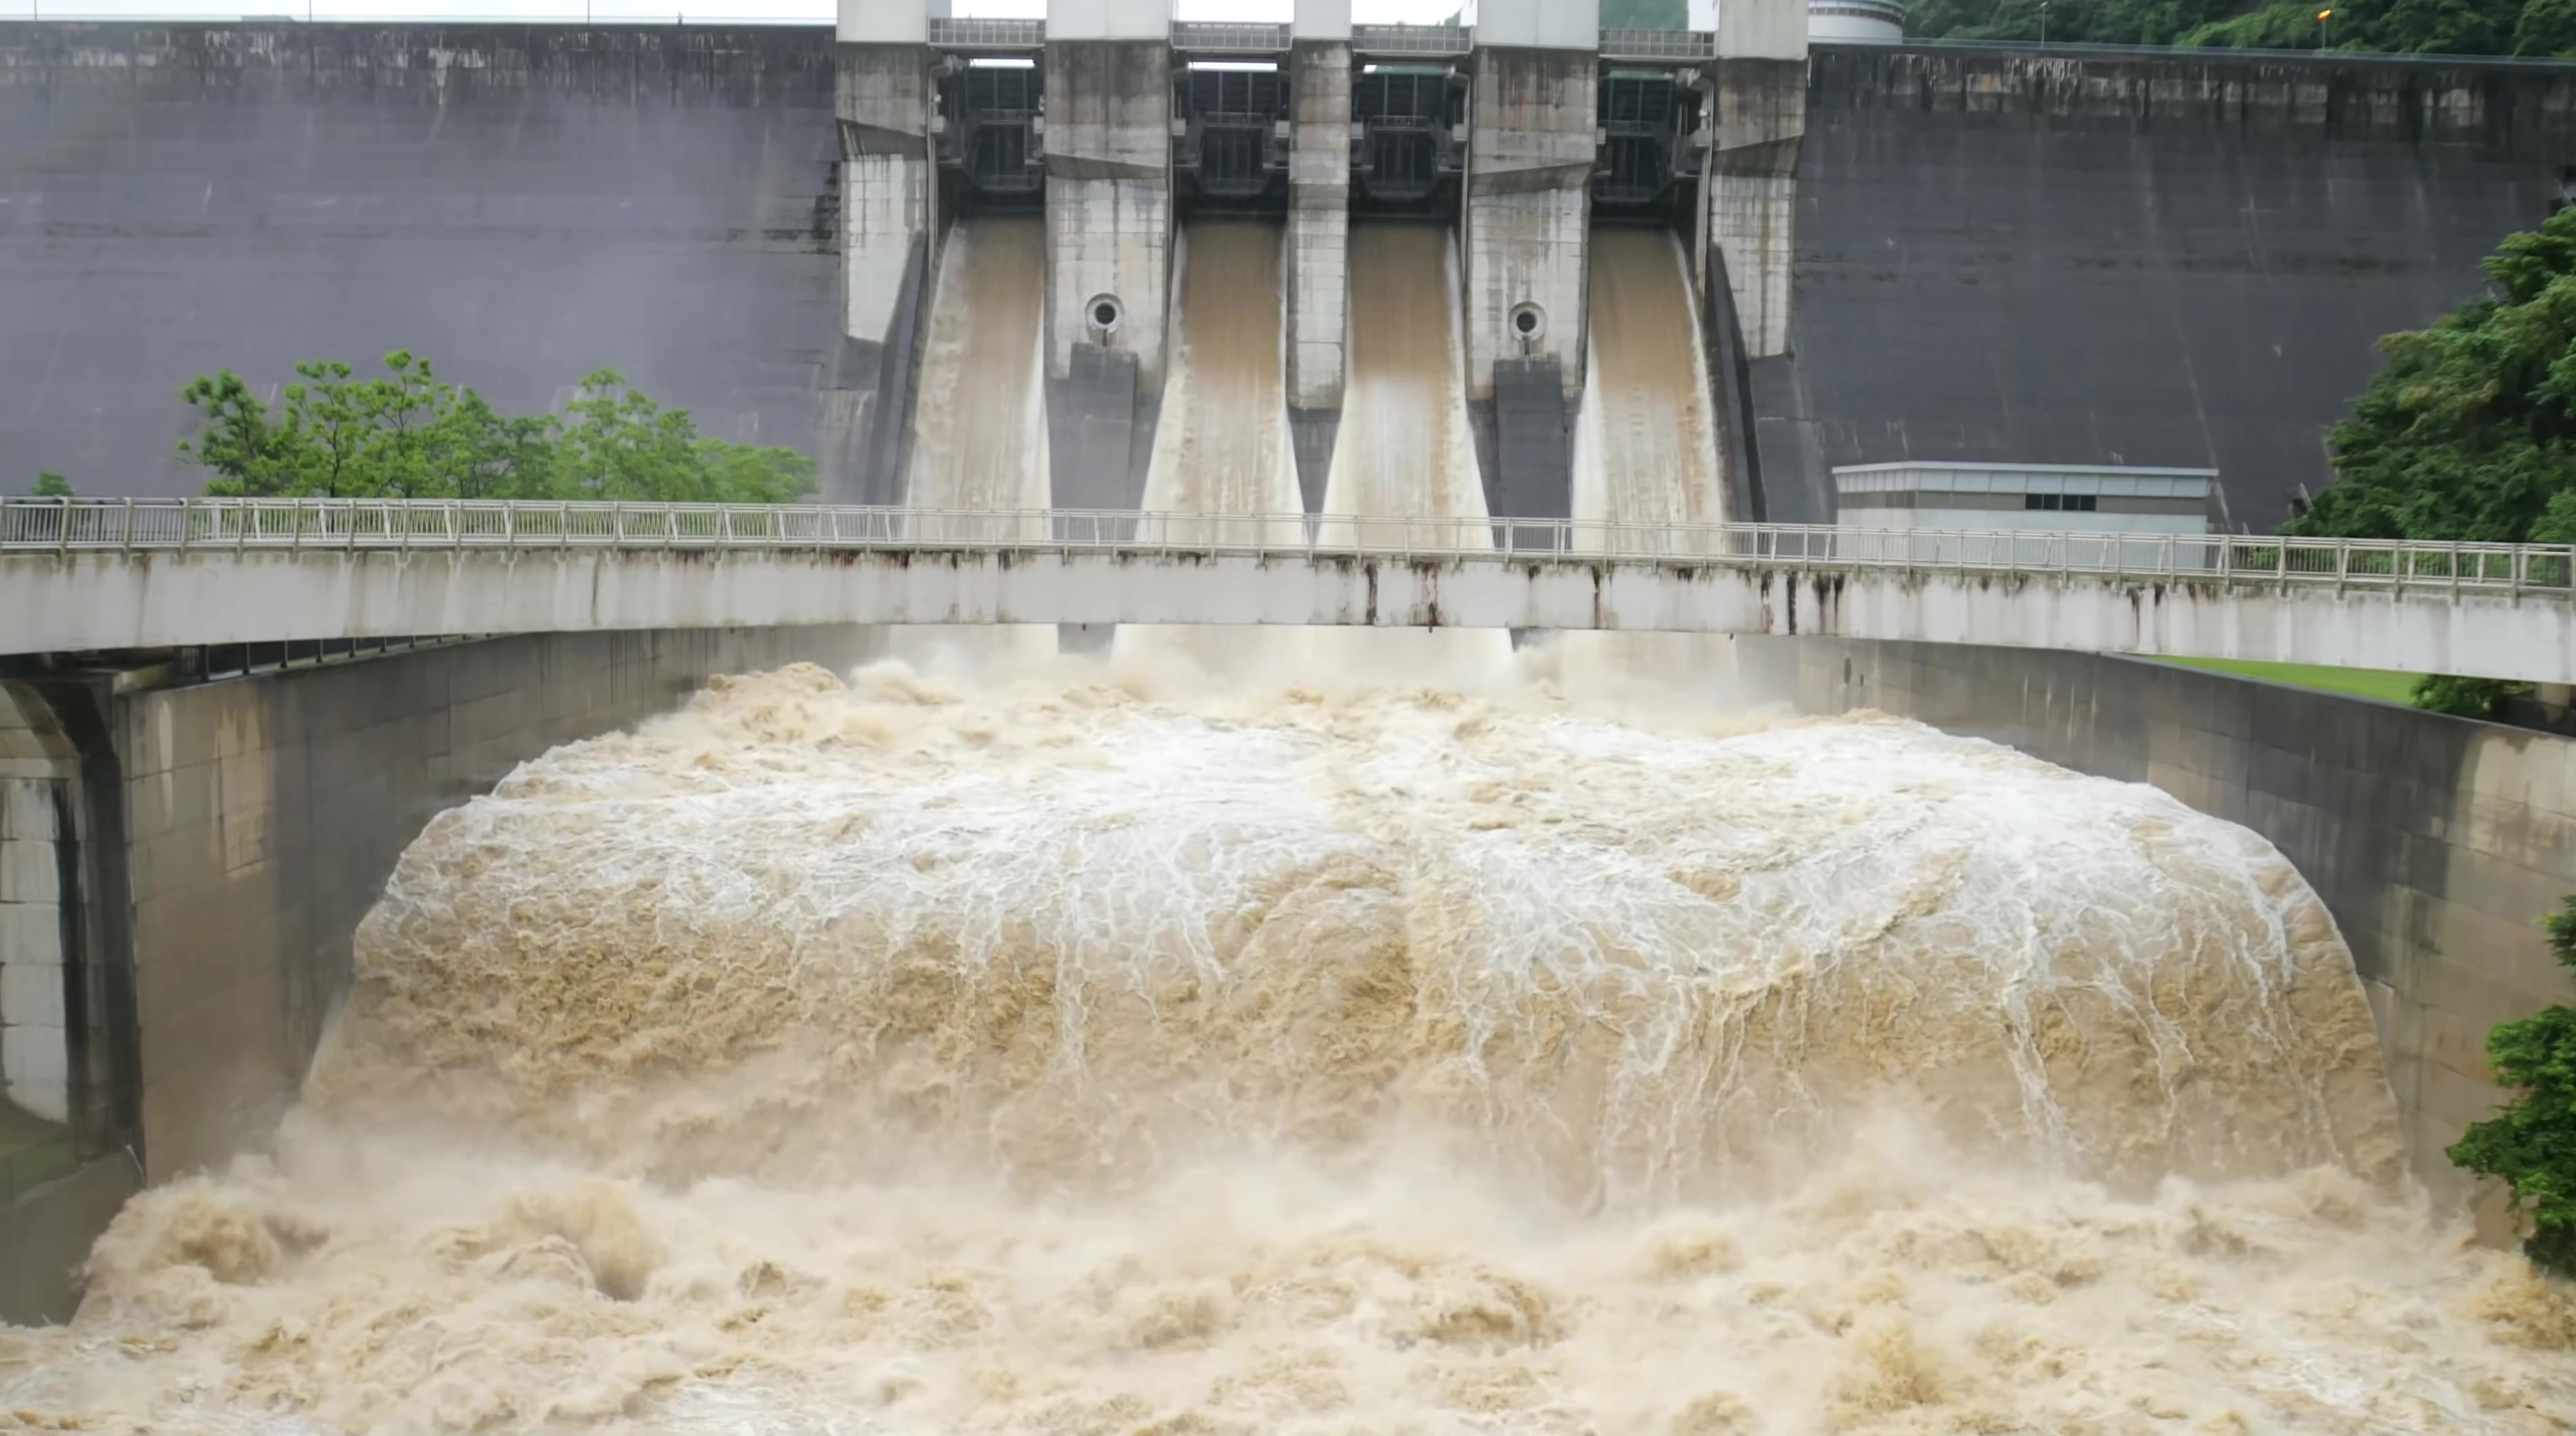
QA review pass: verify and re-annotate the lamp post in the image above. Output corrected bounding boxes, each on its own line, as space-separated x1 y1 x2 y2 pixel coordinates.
2317 7 2334 49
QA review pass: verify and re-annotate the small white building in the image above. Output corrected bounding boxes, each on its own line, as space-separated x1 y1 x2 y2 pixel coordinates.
1835 461 2217 566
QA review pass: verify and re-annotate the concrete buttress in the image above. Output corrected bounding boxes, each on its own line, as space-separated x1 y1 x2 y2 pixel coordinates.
1461 0 1598 530
1709 0 1806 360
1044 0 1175 512
1288 0 1353 513
832 2 938 503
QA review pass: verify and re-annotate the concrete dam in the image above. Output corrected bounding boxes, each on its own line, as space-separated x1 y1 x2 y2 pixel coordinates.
7 6 2576 1433
7 12 2576 539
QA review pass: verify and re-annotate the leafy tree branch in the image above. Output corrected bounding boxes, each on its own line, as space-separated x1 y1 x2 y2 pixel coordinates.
179 354 814 506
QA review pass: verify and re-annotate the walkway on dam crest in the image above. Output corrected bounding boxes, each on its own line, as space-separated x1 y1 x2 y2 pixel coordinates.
4 499 2573 685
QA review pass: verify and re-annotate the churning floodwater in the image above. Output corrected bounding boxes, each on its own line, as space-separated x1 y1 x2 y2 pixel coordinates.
5 657 2571 1435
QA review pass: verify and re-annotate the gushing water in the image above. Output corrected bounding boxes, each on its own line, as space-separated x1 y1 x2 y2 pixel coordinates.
6 658 2570 1435
895 215 1056 670
1562 225 1734 692
1314 224 1512 681
1117 221 1303 675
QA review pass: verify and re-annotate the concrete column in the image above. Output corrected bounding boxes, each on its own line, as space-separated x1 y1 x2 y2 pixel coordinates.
1461 0 1597 525
1708 0 1806 359
829 1 938 503
1288 0 1352 512
0 690 71 1129
1044 0 1175 511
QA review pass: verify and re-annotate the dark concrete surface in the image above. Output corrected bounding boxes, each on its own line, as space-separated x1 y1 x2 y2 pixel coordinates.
1 1149 140 1324
0 23 842 499
1767 45 2576 530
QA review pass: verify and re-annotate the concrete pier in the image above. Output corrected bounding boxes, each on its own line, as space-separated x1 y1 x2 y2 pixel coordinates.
1707 0 1807 361
831 1 939 504
1287 0 1353 512
1460 0 1597 530
1045 0 1176 513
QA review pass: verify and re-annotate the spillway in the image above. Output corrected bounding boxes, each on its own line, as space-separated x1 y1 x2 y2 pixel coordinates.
1116 221 1303 675
7 662 2571 1435
891 216 1057 670
1313 223 1513 681
1560 225 1738 692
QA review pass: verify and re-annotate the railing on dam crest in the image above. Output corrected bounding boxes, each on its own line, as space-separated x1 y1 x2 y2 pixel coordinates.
5 498 2571 599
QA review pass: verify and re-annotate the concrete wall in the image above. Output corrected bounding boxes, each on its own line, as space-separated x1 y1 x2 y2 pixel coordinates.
0 23 842 500
1766 44 2576 529
1 762 70 1126
1741 637 2576 1198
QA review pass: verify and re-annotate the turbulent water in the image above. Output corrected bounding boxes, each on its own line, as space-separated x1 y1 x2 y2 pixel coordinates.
1562 225 1734 692
6 658 2571 1436
895 215 1057 670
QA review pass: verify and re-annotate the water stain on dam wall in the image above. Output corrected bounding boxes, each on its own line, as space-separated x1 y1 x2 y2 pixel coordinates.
0 24 842 497
1767 44 2576 530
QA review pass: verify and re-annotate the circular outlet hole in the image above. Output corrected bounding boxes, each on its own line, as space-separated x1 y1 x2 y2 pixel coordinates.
1089 295 1125 334
1509 303 1545 341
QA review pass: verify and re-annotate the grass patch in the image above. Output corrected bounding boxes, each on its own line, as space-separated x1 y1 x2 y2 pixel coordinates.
2155 657 2421 705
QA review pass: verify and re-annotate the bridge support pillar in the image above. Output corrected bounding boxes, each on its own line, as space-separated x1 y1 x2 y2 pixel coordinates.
1461 0 1596 530
829 1 938 504
1287 0 1352 513
1044 0 1174 513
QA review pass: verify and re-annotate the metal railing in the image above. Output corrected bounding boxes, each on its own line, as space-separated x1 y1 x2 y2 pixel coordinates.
1351 23 1472 58
1171 21 1291 55
1600 28 1717 62
926 17 1044 51
5 499 2572 597
1823 35 2576 70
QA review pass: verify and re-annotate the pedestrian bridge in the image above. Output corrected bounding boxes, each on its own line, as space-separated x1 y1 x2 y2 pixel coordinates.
4 499 2572 685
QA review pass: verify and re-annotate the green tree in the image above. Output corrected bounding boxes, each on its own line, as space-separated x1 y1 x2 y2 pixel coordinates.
553 371 814 504
28 472 72 498
2449 897 2576 1276
1907 0 2576 54
2283 205 2576 713
178 354 812 505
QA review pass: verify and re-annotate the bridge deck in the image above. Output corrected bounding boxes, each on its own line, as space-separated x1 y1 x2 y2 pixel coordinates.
4 500 2571 684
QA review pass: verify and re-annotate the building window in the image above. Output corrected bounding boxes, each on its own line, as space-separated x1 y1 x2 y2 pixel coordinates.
2024 493 2098 512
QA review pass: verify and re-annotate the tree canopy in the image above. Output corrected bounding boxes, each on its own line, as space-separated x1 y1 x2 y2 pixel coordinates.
1908 0 2576 54
2286 205 2576 551
179 352 815 505
2448 897 2576 1276
2274 204 2576 714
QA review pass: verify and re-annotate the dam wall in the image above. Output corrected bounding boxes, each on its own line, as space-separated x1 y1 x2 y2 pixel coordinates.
0 22 844 500
12 22 2576 532
1766 43 2576 530
0 623 877 1321
1742 636 2576 1205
